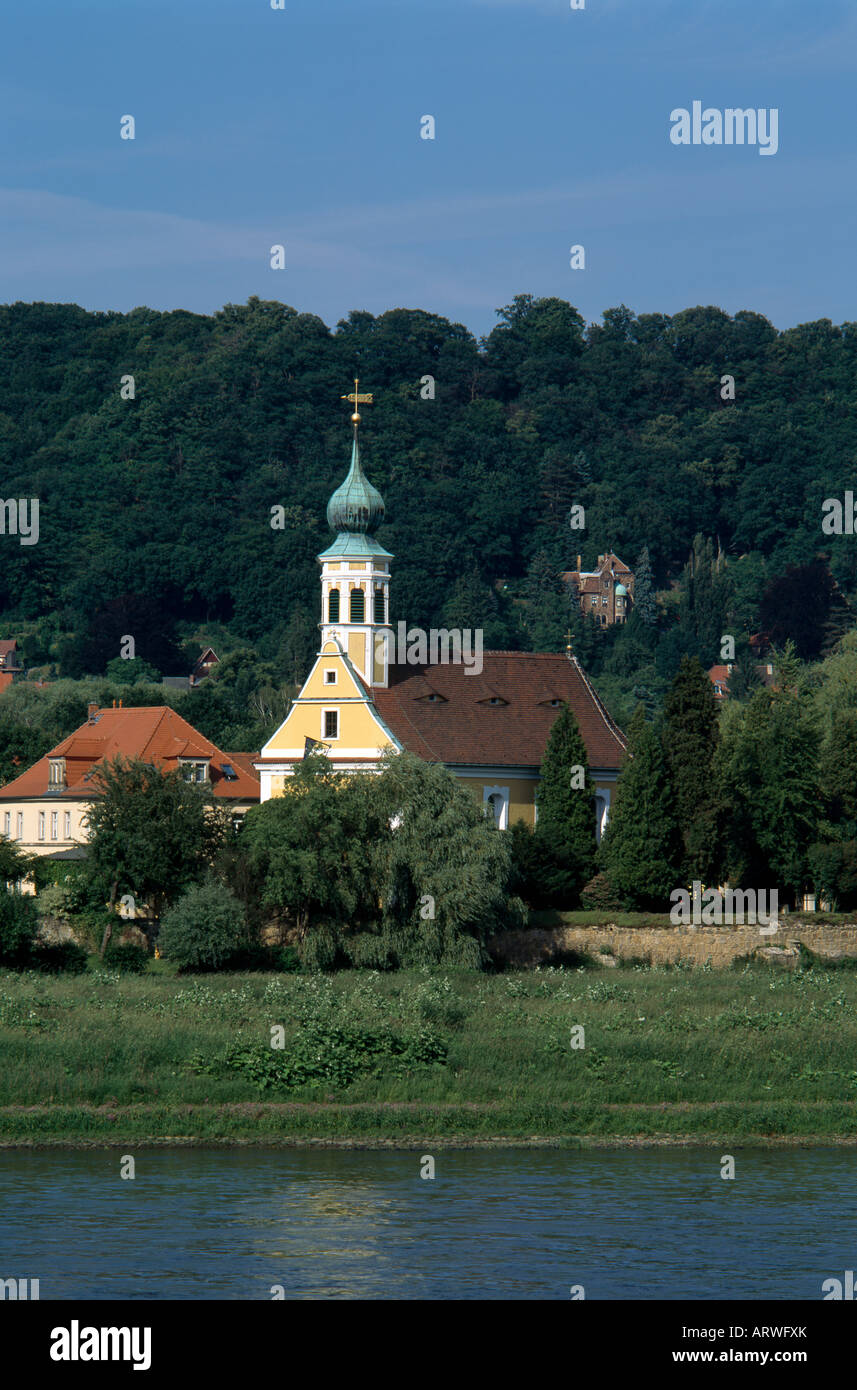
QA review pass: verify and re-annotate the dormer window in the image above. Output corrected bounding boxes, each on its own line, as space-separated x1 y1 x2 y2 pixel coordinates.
478 696 507 707
48 758 66 788
180 760 209 784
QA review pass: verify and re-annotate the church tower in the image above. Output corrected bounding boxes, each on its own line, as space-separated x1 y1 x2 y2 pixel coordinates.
317 381 394 688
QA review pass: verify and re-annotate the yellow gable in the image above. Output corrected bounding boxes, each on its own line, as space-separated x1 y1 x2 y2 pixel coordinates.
260 641 400 759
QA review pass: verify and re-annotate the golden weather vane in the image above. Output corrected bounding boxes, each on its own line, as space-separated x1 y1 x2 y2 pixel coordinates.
341 377 374 427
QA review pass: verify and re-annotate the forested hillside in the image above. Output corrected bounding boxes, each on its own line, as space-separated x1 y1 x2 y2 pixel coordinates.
0 294 855 723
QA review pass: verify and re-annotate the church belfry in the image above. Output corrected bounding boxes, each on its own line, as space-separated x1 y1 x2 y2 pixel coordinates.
317 381 394 688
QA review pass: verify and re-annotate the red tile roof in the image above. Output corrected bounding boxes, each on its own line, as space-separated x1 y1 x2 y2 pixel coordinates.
0 706 260 801
372 652 626 770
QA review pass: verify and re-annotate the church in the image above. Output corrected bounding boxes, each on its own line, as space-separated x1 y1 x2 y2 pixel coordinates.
256 385 627 839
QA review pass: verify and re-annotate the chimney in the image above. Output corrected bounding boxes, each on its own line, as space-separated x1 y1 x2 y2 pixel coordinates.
87 702 98 722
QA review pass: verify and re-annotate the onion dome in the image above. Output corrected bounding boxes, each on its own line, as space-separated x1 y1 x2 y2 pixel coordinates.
326 436 385 535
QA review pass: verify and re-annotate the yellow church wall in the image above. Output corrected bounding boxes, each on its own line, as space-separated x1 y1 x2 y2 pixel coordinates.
347 633 364 670
263 698 397 756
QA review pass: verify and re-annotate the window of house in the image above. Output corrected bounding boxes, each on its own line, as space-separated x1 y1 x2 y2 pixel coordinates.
601 597 608 605
483 786 510 829
181 762 208 783
16 812 23 840
324 710 339 740
49 759 65 786
349 587 365 622
324 669 337 684
64 812 71 839
38 811 45 841
328 588 340 622
373 587 385 623
3 812 9 836
50 812 58 841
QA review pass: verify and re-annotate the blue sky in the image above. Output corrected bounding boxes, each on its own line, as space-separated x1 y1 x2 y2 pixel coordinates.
1 0 855 338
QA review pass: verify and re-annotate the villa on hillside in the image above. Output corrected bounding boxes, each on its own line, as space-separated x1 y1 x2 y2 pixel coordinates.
562 553 635 627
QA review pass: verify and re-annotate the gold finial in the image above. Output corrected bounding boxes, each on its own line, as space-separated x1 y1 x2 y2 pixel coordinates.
341 377 374 428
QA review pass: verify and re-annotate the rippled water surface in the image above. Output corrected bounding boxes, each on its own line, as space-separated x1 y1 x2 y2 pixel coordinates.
0 1147 854 1299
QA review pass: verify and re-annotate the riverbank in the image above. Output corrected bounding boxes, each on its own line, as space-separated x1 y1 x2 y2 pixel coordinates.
3 962 857 1147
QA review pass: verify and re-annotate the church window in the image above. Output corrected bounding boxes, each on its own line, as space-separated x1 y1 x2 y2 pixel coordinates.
324 710 339 740
328 589 340 622
349 587 365 622
373 587 385 623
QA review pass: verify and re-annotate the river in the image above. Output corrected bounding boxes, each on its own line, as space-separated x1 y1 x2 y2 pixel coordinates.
0 1146 854 1299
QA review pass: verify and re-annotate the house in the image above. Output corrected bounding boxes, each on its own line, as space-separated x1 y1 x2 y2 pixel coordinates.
162 647 220 693
707 660 777 702
256 394 627 840
0 639 24 694
562 553 635 626
0 703 260 857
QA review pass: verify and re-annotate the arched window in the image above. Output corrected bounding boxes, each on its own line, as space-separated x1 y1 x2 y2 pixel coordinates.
373 586 385 623
328 588 340 622
350 587 365 622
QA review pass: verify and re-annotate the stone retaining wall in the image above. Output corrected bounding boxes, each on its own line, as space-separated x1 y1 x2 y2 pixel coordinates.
491 920 857 969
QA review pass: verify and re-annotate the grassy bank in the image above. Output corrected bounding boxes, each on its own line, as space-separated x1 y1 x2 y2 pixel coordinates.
2 962 857 1147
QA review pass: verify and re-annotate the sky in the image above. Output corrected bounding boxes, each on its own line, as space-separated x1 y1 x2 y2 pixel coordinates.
1 0 856 339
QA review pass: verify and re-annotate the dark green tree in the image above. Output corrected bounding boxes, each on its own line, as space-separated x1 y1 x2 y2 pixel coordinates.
533 704 597 903
662 656 720 880
83 757 230 954
598 725 682 909
633 546 657 627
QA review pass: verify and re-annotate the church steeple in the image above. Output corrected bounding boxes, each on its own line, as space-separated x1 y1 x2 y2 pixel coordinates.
317 382 394 688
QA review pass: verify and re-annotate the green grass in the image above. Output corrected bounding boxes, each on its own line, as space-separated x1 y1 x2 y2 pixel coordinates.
2 961 857 1145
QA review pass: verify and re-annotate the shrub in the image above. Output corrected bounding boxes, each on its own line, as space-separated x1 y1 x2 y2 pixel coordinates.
29 941 89 974
101 942 149 974
298 923 342 973
0 889 38 965
157 876 249 972
580 872 624 913
271 945 300 973
345 933 397 971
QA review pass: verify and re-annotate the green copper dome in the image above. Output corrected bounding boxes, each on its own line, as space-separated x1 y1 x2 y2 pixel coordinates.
615 583 628 597
326 435 385 535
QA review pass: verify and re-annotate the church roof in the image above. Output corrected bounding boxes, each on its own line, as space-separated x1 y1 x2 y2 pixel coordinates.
371 651 626 771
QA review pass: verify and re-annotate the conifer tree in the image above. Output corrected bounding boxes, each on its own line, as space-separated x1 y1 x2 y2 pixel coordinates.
598 725 682 909
633 546 657 627
533 703 597 902
663 656 720 881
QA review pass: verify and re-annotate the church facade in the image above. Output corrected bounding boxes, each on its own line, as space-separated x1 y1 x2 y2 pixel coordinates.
256 389 627 838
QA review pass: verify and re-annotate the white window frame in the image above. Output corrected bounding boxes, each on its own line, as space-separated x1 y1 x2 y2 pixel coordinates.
3 812 9 837
322 708 340 741
38 811 45 841
50 811 58 841
64 811 71 840
16 812 23 840
324 669 337 685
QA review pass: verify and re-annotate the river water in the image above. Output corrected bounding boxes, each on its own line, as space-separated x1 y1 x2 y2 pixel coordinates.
0 1147 854 1299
